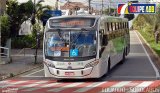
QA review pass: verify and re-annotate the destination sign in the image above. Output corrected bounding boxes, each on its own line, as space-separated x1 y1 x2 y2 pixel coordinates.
49 18 96 28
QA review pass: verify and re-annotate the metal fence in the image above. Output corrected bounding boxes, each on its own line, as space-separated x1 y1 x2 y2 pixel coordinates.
0 47 10 58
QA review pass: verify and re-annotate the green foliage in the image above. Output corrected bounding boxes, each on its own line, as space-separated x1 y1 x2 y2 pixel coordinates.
6 0 51 37
11 35 36 48
0 14 11 47
11 23 43 48
32 23 41 36
157 3 160 14
0 14 11 37
133 14 160 33
36 4 52 22
104 8 116 15
133 7 160 56
133 14 147 30
6 0 27 36
139 29 160 56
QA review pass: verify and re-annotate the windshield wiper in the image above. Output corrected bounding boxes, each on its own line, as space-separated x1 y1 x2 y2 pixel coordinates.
81 28 88 31
70 28 87 47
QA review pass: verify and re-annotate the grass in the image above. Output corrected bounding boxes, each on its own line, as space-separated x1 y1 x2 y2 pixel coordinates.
139 30 160 56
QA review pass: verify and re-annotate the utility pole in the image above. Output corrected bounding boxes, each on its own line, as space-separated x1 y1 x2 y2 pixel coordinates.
56 0 59 10
109 0 111 15
88 0 91 14
101 0 104 14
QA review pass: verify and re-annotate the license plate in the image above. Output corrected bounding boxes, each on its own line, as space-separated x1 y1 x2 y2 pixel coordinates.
65 72 75 76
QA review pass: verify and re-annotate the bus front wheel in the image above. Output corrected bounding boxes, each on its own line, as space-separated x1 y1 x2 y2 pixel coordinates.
120 49 126 64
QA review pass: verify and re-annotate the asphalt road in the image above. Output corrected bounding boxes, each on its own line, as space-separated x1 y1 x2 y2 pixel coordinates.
1 30 160 93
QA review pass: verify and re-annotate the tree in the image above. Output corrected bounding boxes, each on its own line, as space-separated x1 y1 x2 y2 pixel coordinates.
6 0 51 37
0 14 11 52
35 2 52 22
133 4 160 43
6 0 20 37
104 8 116 15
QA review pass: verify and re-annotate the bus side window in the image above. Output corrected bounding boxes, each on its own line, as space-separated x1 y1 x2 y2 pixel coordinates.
110 22 114 39
112 22 116 38
106 22 110 40
122 22 124 36
116 22 120 37
107 23 111 40
126 22 129 34
120 22 122 36
107 23 110 31
124 22 126 29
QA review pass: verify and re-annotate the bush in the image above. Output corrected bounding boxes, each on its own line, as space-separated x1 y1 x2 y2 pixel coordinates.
11 35 36 48
11 22 44 48
0 14 11 47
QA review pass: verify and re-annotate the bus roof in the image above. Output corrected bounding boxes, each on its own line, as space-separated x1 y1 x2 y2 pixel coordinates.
48 15 128 23
48 15 100 20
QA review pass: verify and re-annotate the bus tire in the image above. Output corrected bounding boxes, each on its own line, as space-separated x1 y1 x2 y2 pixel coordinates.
120 49 126 64
125 47 128 56
103 58 110 77
107 59 110 73
106 58 111 75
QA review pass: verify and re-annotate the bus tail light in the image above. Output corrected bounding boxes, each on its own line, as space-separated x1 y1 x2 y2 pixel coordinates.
85 60 99 68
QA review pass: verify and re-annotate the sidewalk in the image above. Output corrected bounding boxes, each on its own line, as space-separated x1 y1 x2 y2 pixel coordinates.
0 49 43 80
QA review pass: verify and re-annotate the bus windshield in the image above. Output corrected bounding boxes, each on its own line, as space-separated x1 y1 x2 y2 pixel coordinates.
45 30 97 58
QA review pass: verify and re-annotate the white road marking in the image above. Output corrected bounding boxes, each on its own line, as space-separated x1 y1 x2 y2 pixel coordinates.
74 82 106 92
23 82 60 91
0 80 10 87
111 76 156 79
11 55 43 57
21 76 44 77
2 81 28 88
135 31 160 78
129 53 147 56
127 81 153 93
103 81 131 92
18 81 48 90
24 69 44 76
34 81 48 84
0 80 9 84
48 82 83 92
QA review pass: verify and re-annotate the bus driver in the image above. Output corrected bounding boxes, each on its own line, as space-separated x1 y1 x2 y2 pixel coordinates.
47 34 65 57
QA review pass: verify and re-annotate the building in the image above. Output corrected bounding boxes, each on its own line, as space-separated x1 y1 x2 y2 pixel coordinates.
60 2 89 15
0 0 7 15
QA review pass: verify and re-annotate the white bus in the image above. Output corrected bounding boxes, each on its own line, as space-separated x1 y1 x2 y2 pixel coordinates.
43 15 130 79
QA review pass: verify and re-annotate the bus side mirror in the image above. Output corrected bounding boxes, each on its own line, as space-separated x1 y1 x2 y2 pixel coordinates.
99 29 108 46
102 35 108 46
99 29 104 45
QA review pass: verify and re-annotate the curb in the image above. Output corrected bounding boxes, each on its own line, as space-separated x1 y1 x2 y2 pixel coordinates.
136 30 160 79
0 64 43 81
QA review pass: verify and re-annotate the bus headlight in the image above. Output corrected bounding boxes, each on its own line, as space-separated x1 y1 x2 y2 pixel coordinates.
44 61 55 68
85 60 99 68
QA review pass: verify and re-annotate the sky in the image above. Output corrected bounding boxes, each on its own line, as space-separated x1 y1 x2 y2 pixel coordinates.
17 0 158 9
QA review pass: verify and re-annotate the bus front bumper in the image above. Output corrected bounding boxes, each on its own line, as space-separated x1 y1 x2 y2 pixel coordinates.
44 64 99 79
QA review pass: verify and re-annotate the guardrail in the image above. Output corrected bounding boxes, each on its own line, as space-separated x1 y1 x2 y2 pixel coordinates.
0 46 10 58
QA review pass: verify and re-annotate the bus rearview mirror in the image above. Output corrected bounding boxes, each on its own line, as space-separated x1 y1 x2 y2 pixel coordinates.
102 35 108 46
